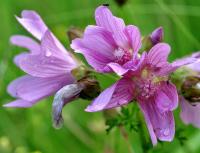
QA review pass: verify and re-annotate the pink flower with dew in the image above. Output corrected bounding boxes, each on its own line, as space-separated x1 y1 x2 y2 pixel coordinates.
4 10 79 108
85 43 196 145
180 52 200 128
71 6 142 73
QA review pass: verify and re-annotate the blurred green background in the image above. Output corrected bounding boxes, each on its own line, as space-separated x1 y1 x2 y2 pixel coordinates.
0 0 200 153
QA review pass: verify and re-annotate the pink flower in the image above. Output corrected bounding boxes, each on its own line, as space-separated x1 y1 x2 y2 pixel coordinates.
180 52 200 128
85 43 195 145
4 10 79 107
71 5 141 73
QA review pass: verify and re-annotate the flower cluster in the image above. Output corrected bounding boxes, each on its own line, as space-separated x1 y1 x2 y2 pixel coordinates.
4 5 200 146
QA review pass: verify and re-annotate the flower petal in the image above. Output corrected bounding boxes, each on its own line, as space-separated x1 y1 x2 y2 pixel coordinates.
7 74 75 102
125 25 142 57
85 78 134 112
10 35 40 54
71 35 115 72
4 99 35 108
14 52 29 67
19 54 75 77
139 100 175 145
95 6 128 49
41 30 78 66
147 43 171 67
155 82 178 112
180 97 200 128
16 10 48 40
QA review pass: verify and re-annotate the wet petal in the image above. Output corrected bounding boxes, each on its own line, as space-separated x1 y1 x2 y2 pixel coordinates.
85 78 134 112
19 54 75 77
139 100 175 145
180 97 200 128
16 10 48 40
155 82 178 112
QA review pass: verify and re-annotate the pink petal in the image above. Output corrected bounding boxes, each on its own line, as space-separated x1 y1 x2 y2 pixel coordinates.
14 52 29 67
4 99 34 108
147 43 171 67
125 25 142 57
107 63 128 76
95 6 128 49
85 78 134 112
7 74 74 102
16 10 48 40
180 97 200 128
19 54 75 78
139 99 175 145
71 35 115 72
84 25 117 48
10 35 40 54
41 30 78 66
155 82 178 113
172 57 197 69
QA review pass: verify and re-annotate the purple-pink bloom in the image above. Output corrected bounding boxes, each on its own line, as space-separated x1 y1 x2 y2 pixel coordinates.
71 6 141 73
4 10 79 107
85 43 195 145
180 51 200 128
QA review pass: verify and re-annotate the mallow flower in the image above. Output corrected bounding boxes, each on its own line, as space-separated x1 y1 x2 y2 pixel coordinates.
179 52 200 128
85 42 195 145
4 10 79 107
71 5 142 73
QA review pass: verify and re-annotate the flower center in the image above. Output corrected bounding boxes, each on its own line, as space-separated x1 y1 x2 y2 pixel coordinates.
114 47 132 65
133 68 167 100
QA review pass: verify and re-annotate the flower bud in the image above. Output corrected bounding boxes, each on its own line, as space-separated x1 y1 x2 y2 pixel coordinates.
181 76 200 103
114 0 128 7
150 27 163 45
67 27 83 42
78 76 101 100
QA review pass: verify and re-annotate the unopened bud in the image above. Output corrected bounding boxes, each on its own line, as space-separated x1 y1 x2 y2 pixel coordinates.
181 76 200 103
67 27 83 42
150 27 163 45
78 76 101 100
114 0 128 7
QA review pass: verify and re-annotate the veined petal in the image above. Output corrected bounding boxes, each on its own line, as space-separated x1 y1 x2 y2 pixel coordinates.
95 6 128 49
108 63 128 76
125 25 142 56
14 52 29 67
155 82 178 112
180 97 200 128
19 54 76 77
147 43 171 67
139 100 175 145
41 30 78 66
84 25 117 48
85 78 134 112
71 35 115 72
4 99 35 108
16 10 48 40
10 35 40 54
7 74 75 102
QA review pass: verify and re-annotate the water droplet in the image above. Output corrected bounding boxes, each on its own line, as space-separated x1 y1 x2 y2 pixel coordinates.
46 51 52 57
